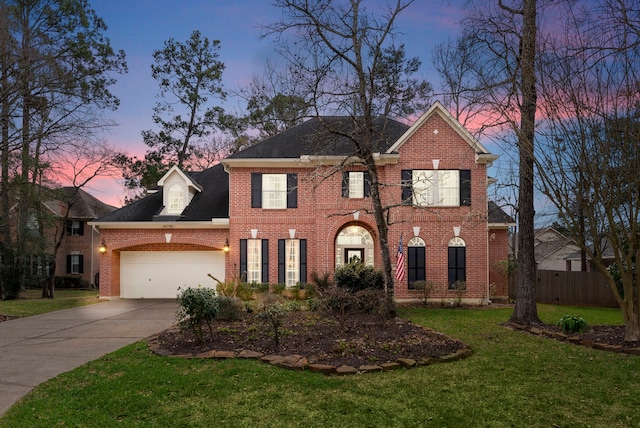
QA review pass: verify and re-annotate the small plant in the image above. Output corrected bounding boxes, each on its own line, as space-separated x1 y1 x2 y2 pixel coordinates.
257 301 291 349
413 280 435 307
176 286 219 342
558 314 589 333
450 281 466 307
214 296 244 320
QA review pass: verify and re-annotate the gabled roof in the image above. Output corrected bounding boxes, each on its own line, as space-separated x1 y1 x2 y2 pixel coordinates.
488 201 516 226
227 116 409 160
157 165 203 192
387 101 498 165
44 187 117 220
94 163 229 223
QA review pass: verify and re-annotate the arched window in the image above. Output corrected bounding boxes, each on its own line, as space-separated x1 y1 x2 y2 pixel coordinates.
407 237 426 289
167 184 184 214
448 237 466 289
335 225 374 267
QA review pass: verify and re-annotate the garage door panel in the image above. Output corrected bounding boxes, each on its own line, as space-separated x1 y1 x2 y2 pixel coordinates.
121 251 224 298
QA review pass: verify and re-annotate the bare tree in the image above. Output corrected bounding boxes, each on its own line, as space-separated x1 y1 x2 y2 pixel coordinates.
0 0 126 299
537 0 640 340
263 0 431 299
433 0 541 325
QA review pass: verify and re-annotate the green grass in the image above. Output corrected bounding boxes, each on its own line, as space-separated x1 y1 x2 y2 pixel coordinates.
2 304 639 427
0 289 99 317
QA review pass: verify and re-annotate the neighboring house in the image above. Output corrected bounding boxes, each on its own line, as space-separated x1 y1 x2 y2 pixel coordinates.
44 188 117 286
533 227 583 271
92 102 514 303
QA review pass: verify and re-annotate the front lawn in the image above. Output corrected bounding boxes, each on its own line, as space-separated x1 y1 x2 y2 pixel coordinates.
1 304 638 427
0 289 100 317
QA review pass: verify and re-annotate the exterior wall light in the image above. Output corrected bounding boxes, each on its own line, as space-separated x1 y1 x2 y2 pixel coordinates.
223 238 230 253
99 240 107 254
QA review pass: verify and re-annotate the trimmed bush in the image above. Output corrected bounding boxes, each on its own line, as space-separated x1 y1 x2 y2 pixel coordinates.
334 263 384 291
176 286 219 342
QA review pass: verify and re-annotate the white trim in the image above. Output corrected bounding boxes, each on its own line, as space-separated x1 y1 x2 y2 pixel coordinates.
157 165 202 192
88 219 229 229
386 101 496 165
222 154 400 168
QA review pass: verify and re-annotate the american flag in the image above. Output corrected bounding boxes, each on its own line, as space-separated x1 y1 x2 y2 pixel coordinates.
395 233 405 281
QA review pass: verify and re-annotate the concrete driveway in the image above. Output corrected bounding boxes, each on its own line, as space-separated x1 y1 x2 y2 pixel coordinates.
0 299 177 416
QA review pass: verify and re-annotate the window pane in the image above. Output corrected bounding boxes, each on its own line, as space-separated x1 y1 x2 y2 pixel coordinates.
71 255 80 274
263 174 287 209
285 239 299 287
412 170 460 207
348 172 364 198
439 170 459 206
247 239 262 283
168 185 184 214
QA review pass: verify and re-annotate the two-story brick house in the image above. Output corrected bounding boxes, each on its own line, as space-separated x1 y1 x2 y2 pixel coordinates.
44 187 117 287
92 102 514 302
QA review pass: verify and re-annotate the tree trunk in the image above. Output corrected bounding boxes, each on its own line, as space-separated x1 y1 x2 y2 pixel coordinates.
510 0 542 326
622 307 640 342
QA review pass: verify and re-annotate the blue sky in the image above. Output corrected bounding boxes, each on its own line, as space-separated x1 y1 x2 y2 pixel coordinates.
87 0 465 205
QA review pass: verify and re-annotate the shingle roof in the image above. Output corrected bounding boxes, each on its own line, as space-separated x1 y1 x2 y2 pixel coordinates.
44 187 117 219
228 116 410 159
488 201 515 224
95 163 229 222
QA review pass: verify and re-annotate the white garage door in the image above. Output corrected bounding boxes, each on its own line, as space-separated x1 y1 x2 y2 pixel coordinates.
121 251 225 298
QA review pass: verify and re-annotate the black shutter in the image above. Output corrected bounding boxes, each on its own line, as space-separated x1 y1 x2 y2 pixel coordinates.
66 221 72 236
401 170 413 204
300 239 307 283
251 173 262 208
287 173 297 208
66 255 72 273
261 239 269 283
460 170 471 206
78 255 84 274
278 239 285 283
78 221 85 236
363 172 371 197
239 239 247 281
342 171 349 198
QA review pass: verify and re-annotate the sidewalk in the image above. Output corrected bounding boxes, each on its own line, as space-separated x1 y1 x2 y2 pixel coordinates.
0 299 177 416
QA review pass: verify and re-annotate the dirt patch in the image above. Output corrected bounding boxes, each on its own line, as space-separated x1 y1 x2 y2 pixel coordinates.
153 311 468 368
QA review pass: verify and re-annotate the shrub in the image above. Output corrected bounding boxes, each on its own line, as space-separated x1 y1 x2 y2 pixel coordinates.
334 263 384 291
413 280 435 307
54 276 90 289
558 314 589 333
215 296 244 320
176 286 219 342
257 301 291 349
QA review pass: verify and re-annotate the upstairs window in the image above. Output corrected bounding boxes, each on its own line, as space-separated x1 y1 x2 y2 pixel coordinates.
402 169 471 207
342 171 371 198
66 220 84 236
167 184 185 214
251 173 298 209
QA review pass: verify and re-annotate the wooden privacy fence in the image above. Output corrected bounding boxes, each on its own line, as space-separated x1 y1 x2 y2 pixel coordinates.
509 270 619 308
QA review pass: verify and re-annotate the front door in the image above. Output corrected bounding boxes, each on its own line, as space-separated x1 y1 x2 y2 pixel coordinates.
346 248 364 264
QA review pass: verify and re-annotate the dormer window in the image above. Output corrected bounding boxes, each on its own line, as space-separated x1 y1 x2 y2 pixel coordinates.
167 184 185 214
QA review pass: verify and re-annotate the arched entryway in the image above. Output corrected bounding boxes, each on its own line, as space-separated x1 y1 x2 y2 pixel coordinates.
335 224 375 267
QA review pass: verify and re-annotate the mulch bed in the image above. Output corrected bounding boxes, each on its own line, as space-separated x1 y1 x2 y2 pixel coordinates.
153 311 468 368
506 322 640 354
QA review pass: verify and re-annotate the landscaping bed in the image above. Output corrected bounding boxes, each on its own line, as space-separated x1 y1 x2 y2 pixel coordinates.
152 310 468 369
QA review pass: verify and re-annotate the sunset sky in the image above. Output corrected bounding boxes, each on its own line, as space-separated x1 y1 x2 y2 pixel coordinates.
86 0 466 207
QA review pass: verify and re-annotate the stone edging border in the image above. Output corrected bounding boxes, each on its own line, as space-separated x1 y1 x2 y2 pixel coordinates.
146 335 473 376
505 323 640 355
